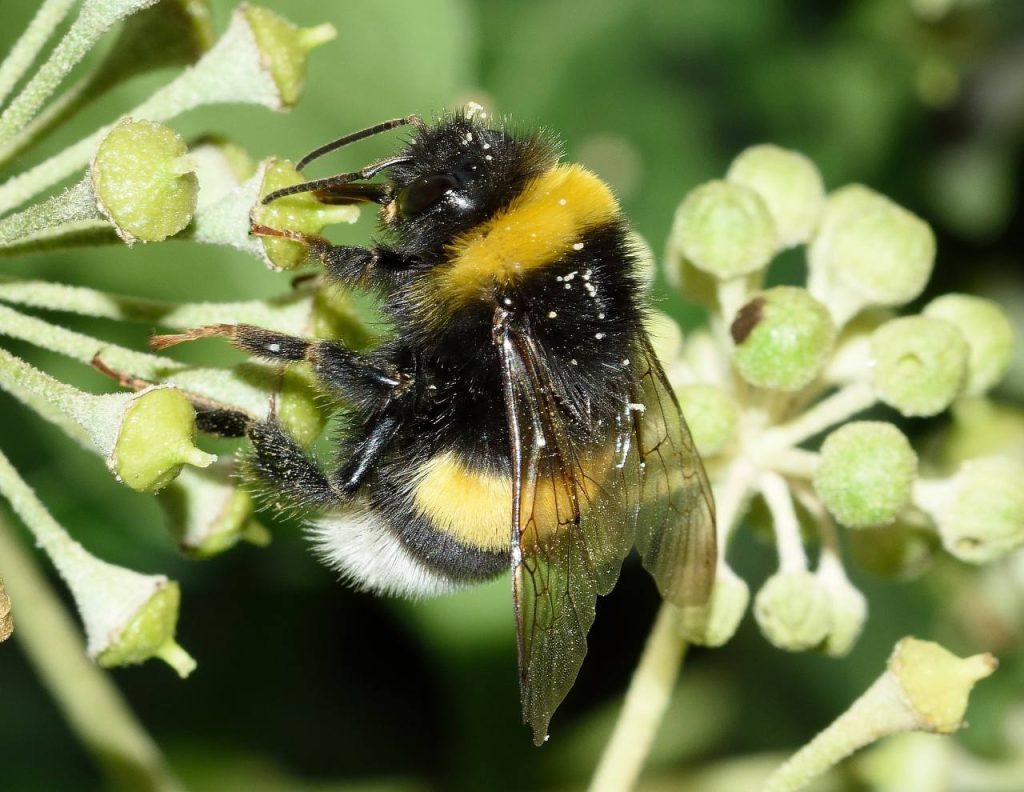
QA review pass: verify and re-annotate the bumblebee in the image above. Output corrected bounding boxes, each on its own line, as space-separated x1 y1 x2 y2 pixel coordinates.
156 110 716 744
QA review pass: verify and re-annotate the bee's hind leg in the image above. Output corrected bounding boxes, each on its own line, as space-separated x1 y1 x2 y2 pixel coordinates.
243 419 340 509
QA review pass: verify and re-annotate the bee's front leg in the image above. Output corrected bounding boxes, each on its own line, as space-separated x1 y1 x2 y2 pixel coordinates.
249 223 411 288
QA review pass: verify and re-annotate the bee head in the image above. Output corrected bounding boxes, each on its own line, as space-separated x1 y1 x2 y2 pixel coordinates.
383 113 560 254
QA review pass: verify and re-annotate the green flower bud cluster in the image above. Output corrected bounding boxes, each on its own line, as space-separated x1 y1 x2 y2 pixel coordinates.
0 0 343 703
659 143 1021 657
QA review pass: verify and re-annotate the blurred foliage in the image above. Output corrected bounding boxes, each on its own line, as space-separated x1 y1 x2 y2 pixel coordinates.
0 1 1022 790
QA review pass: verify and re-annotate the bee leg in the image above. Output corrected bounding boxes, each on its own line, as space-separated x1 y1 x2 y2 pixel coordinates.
152 324 407 412
331 412 404 496
245 419 339 508
250 223 410 287
193 405 252 438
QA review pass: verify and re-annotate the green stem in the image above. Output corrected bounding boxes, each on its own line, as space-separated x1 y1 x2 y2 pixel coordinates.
0 274 314 333
0 346 95 445
756 381 875 454
0 514 184 792
761 674 915 792
0 9 276 215
0 222 117 257
0 302 183 379
0 72 95 168
0 0 77 108
0 0 158 145
588 603 689 792
760 471 809 574
0 179 99 247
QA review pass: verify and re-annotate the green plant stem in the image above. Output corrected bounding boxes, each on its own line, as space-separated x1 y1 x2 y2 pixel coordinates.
760 471 809 573
0 0 158 146
0 8 276 215
588 603 689 792
757 381 875 454
0 70 94 168
0 0 77 108
0 514 184 792
0 302 182 379
761 674 915 792
0 346 93 446
0 179 99 247
0 274 314 333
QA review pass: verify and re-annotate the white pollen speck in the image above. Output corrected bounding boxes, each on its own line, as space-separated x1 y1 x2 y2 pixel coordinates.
428 384 437 390
622 359 630 366
485 154 493 161
564 271 577 281
482 142 491 150
595 332 605 340
465 132 474 142
564 283 572 289
572 242 584 251
503 297 513 306
629 403 646 413
571 359 578 365
558 198 567 206
598 312 606 319
555 275 563 282
267 343 281 353
548 311 558 319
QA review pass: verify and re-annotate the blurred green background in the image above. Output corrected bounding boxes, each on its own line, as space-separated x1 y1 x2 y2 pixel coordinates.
1 1 1023 790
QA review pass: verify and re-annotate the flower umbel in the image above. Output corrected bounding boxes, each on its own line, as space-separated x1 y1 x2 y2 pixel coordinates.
594 143 1017 791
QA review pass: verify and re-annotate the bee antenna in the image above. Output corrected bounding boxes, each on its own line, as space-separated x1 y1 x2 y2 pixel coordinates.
261 155 412 205
295 115 424 171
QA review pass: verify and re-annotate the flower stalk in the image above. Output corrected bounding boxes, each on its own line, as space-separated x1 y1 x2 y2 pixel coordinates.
761 638 997 792
0 448 195 675
0 514 185 791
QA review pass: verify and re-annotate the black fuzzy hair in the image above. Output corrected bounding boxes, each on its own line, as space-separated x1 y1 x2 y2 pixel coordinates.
381 110 562 258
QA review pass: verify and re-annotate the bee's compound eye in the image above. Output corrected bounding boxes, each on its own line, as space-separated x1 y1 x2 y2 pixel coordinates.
397 174 460 216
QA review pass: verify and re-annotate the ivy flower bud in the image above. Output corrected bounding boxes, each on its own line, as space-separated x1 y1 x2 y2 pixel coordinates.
727 144 825 247
240 5 337 108
814 422 918 529
251 158 359 270
763 637 995 792
0 350 214 493
91 118 198 243
682 563 750 647
109 386 217 493
674 384 739 457
870 316 968 417
0 449 195 676
94 580 195 678
731 287 836 391
808 185 935 325
754 571 832 652
915 456 1024 564
888 638 997 734
0 578 11 642
669 180 778 280
923 294 1016 396
817 566 867 658
158 466 269 559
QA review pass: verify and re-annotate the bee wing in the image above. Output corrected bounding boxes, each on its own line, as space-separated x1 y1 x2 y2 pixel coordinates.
497 321 716 746
497 324 638 746
631 333 716 608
